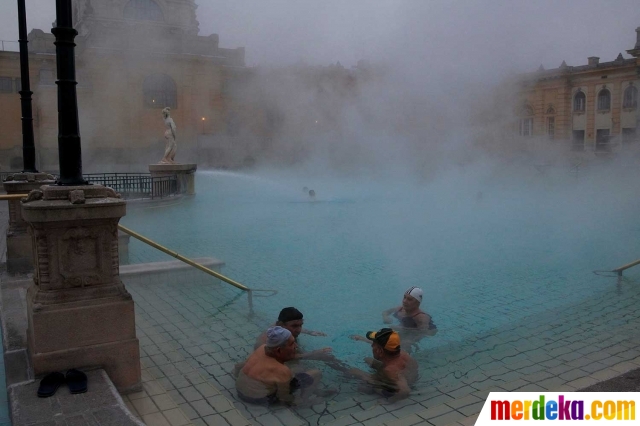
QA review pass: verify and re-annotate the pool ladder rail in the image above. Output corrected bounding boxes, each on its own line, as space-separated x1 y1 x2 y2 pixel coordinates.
594 257 640 277
0 193 277 314
122 225 278 314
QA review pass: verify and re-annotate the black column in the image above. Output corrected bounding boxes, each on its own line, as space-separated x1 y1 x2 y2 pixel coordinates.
52 0 86 185
17 0 38 172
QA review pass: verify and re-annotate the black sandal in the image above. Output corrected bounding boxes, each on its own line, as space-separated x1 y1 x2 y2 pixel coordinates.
66 369 88 394
37 372 65 398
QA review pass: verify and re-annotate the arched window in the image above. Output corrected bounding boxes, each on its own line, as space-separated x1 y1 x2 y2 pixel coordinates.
573 91 585 112
124 0 163 22
143 74 177 108
597 89 611 111
623 85 638 109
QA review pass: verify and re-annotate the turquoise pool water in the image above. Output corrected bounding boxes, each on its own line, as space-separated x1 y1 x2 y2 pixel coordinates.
122 167 640 379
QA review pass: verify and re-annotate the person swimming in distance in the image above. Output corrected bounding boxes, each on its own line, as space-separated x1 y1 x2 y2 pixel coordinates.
346 328 418 403
235 326 323 406
308 189 315 199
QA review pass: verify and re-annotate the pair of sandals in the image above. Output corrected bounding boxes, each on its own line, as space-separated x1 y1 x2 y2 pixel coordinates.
37 369 88 398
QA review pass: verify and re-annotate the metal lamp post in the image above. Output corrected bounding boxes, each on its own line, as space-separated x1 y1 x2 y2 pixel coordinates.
17 0 38 172
52 0 86 185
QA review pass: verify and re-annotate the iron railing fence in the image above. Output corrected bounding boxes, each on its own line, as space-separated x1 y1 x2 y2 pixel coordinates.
1 172 178 199
0 40 19 52
83 173 178 199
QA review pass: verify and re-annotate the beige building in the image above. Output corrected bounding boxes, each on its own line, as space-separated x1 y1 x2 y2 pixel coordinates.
517 27 640 153
0 0 252 172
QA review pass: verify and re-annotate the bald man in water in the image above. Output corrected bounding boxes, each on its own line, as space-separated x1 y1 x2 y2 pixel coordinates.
236 326 322 406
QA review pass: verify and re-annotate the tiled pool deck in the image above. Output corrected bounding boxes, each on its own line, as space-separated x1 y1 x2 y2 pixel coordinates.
121 266 640 426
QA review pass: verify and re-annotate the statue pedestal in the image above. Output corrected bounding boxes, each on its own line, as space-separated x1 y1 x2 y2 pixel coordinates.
3 173 56 274
22 185 141 393
149 163 197 195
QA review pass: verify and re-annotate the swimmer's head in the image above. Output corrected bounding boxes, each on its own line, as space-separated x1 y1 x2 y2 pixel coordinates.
265 326 292 348
402 287 422 310
308 189 315 197
404 287 423 303
366 328 401 357
264 326 297 361
277 307 304 338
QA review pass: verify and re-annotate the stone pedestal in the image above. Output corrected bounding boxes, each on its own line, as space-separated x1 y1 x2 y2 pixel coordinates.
21 184 141 393
149 163 197 195
3 173 56 274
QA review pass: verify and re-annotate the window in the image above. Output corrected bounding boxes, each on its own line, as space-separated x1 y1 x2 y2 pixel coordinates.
547 117 555 139
519 118 533 136
39 68 55 85
596 129 610 152
597 89 611 111
623 85 638 109
622 128 637 143
573 91 586 112
15 78 21 93
518 104 533 136
0 77 12 93
572 130 585 151
124 0 163 22
143 74 177 109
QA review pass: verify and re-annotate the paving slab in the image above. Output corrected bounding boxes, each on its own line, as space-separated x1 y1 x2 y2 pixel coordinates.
8 369 144 426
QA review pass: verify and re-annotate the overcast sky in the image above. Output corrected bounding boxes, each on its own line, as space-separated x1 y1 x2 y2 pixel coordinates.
0 0 638 83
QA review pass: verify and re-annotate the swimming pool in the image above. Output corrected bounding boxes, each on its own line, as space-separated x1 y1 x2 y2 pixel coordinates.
121 165 640 424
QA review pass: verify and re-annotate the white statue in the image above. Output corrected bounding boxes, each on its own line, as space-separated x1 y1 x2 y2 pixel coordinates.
160 107 177 164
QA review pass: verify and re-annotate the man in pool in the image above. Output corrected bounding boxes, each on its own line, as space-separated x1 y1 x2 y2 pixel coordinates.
347 328 418 403
236 326 322 406
254 307 333 360
382 287 437 334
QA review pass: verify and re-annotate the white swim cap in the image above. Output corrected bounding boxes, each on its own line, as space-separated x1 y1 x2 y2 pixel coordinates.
265 326 292 348
404 287 423 303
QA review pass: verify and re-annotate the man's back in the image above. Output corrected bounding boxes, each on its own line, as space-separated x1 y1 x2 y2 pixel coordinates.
236 344 293 403
383 351 419 386
242 344 291 383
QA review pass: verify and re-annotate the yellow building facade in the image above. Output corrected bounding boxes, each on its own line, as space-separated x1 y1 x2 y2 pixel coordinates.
0 0 250 172
517 27 640 153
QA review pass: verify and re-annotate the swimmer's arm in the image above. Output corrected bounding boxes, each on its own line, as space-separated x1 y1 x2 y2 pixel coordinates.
274 372 295 405
412 313 432 330
364 357 384 371
346 367 374 382
382 307 400 324
386 374 411 403
301 328 326 337
296 347 333 360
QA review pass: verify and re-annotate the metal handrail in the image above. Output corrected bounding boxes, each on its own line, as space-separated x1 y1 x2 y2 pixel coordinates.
611 258 640 276
0 193 277 312
118 225 249 291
